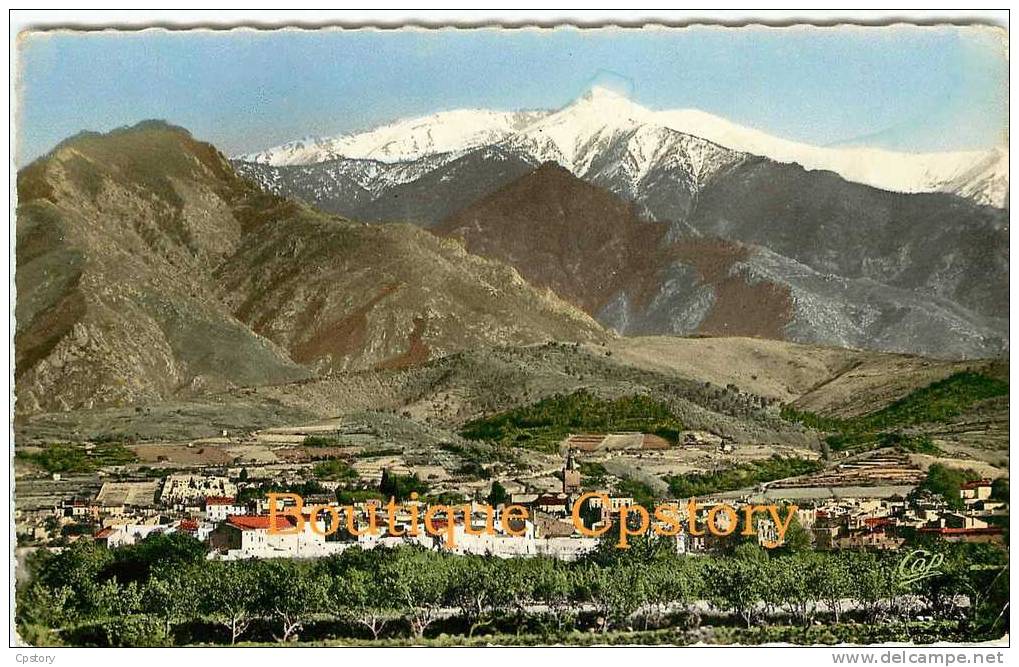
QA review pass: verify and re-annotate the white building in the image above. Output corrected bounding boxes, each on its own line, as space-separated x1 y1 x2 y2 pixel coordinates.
160 475 237 505
203 496 248 522
208 514 349 560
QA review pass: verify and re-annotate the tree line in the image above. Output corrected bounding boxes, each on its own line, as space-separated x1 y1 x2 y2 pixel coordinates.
16 531 1007 647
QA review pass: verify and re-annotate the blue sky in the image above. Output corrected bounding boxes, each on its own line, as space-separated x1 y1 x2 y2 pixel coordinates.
16 25 1008 165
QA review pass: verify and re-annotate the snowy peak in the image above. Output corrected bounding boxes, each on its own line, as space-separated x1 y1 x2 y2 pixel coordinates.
240 108 548 166
575 85 645 114
498 87 658 173
237 88 1007 207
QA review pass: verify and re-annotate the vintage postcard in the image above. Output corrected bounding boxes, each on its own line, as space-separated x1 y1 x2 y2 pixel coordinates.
9 12 1010 655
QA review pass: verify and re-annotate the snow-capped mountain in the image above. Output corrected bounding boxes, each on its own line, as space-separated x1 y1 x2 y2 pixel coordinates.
238 109 546 166
651 104 1008 207
236 86 1007 207
231 87 1007 359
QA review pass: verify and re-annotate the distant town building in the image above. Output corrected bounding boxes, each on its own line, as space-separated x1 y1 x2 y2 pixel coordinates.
160 474 237 504
960 479 993 501
562 449 581 494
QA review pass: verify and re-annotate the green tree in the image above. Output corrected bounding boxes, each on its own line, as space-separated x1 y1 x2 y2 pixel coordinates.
487 480 509 506
445 557 511 636
143 565 201 639
201 562 260 644
918 464 980 510
575 564 644 632
255 560 328 642
707 543 770 628
848 552 900 622
808 551 853 623
641 557 703 630
768 555 817 625
379 470 429 501
107 532 208 584
777 513 812 553
331 565 395 640
381 548 449 638
33 540 121 619
15 581 71 642
527 559 575 633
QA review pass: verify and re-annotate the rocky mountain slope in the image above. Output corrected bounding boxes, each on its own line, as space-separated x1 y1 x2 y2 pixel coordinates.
15 122 605 414
235 146 538 225
18 337 1005 466
16 341 816 450
229 89 1007 360
436 162 670 314
16 122 311 413
434 164 1007 358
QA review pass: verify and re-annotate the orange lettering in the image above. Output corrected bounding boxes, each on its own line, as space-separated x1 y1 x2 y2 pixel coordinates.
268 493 303 534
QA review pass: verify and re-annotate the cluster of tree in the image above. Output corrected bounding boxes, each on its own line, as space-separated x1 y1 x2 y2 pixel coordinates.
378 470 430 501
615 478 658 509
16 531 1007 647
312 459 359 482
460 389 685 453
665 455 820 498
16 441 137 474
917 464 986 510
877 432 942 455
236 480 327 503
781 371 1008 452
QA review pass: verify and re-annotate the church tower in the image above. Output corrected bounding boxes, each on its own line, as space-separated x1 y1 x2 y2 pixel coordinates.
563 448 581 495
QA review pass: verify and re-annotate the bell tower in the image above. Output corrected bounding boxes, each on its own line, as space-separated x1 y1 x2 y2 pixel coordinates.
563 448 581 495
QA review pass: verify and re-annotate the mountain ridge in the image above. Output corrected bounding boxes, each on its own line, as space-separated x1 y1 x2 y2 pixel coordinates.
15 121 607 414
238 87 1007 206
434 162 1007 359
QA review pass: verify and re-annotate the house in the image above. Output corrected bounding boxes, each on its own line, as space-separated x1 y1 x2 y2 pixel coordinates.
533 493 570 517
533 513 576 538
208 514 342 560
93 523 171 549
960 479 993 502
60 498 92 519
939 513 989 530
203 496 247 522
833 531 905 551
178 518 215 541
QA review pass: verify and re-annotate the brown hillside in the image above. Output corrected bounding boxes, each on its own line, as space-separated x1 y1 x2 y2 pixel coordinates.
436 162 670 314
437 162 792 340
15 123 606 413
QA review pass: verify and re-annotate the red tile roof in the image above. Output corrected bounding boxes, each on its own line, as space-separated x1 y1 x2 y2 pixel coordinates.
178 519 199 532
94 528 114 539
205 496 237 506
227 514 297 531
960 479 992 490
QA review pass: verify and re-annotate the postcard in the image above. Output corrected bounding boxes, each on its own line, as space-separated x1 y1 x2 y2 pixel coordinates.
9 12 1010 654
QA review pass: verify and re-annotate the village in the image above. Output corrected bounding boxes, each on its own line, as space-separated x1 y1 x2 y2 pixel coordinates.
14 428 1008 561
